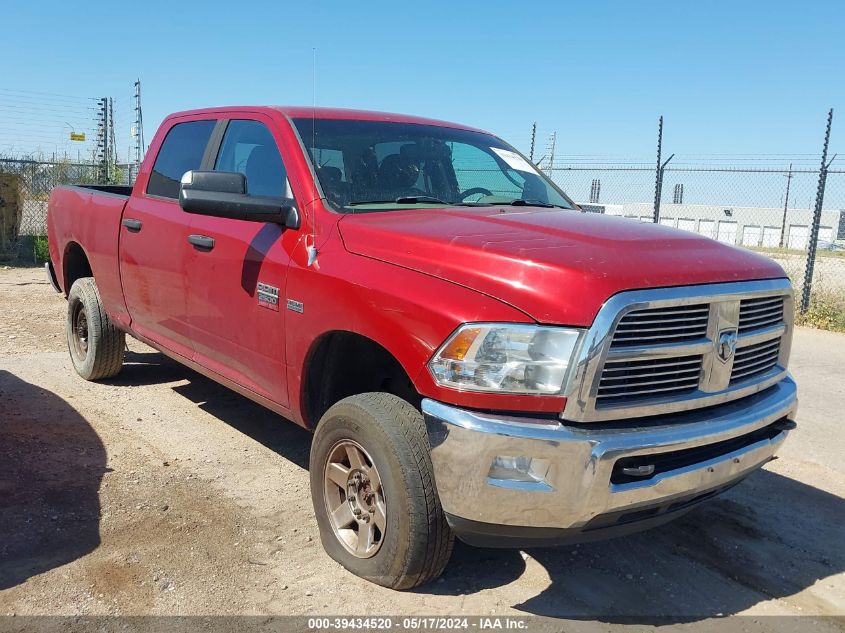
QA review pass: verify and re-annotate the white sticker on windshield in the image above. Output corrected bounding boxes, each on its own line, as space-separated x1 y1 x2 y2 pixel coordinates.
491 147 539 174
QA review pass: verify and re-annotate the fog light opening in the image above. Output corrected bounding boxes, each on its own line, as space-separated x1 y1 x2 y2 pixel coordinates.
488 456 551 484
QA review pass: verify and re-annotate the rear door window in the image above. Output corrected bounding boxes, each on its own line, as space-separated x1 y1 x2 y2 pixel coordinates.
146 120 216 199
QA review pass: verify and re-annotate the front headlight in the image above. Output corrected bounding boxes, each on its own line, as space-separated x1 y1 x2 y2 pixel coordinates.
428 323 584 394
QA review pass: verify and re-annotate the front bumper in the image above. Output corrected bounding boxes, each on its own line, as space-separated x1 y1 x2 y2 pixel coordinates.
423 376 797 547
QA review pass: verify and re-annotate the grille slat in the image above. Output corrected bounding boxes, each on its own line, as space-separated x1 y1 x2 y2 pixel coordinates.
616 320 710 332
616 315 709 327
602 358 701 372
597 355 703 405
611 304 709 349
730 337 781 384
612 332 709 344
599 373 703 391
736 340 780 357
738 296 784 333
620 307 710 317
740 313 782 325
618 314 709 324
598 381 702 400
733 350 780 368
740 303 783 316
601 367 702 382
739 318 782 331
731 360 780 380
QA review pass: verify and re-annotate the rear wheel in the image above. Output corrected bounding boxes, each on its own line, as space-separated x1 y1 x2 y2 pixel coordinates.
310 393 454 589
66 277 124 380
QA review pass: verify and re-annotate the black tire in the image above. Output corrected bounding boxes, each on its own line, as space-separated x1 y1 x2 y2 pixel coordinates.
66 277 125 381
310 393 454 589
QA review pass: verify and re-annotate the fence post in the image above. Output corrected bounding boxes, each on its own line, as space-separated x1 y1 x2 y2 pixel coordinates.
800 108 835 314
529 122 537 163
652 117 674 223
653 116 663 223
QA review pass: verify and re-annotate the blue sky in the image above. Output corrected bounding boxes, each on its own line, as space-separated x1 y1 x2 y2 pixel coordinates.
2 0 843 162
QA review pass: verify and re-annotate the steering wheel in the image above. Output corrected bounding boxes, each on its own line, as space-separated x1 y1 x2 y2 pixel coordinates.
459 187 493 201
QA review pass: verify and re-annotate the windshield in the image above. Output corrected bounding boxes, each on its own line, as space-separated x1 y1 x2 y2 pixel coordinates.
292 118 575 212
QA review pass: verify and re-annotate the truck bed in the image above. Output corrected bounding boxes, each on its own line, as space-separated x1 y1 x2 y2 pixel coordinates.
68 184 133 197
47 183 134 329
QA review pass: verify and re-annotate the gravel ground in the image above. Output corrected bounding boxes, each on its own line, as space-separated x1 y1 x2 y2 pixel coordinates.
0 265 843 629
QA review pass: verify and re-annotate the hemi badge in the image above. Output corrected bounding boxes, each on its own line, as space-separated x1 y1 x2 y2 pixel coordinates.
286 298 304 313
257 282 280 312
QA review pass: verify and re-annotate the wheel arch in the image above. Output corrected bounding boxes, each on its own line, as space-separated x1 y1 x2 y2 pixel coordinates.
302 330 422 428
62 241 93 296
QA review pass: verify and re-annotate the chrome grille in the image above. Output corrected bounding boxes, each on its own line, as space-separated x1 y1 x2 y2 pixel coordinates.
610 304 709 348
731 339 781 384
738 296 784 333
564 279 795 422
597 355 703 404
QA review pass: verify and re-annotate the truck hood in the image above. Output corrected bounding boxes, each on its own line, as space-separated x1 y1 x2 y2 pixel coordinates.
337 206 787 326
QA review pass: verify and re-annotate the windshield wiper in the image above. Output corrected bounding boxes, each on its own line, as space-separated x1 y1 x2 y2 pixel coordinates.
505 199 558 208
395 195 448 205
347 195 449 207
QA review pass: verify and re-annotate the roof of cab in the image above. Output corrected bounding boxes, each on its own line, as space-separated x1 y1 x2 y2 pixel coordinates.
164 106 488 134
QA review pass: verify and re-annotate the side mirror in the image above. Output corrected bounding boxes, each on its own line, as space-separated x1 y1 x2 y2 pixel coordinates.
178 170 300 229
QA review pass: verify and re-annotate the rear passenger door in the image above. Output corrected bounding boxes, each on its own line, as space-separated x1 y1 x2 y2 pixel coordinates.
119 118 216 358
184 117 297 406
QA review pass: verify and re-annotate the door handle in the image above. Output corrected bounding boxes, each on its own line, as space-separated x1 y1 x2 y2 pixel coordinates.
188 234 215 251
122 218 142 232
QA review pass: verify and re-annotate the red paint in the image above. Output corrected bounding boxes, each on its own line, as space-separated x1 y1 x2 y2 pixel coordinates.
47 106 787 425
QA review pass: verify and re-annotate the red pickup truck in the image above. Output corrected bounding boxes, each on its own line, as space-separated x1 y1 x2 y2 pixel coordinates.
47 106 798 589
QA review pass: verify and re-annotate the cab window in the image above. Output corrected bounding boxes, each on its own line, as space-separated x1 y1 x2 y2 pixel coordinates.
215 120 289 197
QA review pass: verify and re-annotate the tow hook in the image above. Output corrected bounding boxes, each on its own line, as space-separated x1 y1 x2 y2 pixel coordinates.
771 419 798 432
620 464 656 478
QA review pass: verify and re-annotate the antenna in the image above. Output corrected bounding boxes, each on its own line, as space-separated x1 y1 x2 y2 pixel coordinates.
312 47 317 150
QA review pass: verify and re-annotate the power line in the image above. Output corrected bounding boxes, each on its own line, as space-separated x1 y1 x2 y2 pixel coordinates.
0 87 95 104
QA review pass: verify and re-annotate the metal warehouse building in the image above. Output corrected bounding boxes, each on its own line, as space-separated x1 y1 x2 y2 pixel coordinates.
579 202 845 249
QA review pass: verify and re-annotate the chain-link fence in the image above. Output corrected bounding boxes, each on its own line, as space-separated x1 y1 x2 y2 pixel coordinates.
1 151 843 329
547 163 845 329
0 158 132 262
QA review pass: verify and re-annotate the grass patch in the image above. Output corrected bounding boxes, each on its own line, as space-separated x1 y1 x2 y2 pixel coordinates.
796 290 845 332
752 245 845 259
33 235 49 264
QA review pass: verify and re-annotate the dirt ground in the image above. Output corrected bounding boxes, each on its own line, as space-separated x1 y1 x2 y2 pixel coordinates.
1 265 844 629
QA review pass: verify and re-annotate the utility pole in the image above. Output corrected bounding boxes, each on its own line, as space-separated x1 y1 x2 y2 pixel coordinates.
546 131 556 172
529 122 537 163
133 80 145 181
108 97 116 183
779 163 793 248
96 97 108 183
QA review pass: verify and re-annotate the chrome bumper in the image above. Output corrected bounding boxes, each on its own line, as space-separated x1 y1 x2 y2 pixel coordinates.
423 376 797 543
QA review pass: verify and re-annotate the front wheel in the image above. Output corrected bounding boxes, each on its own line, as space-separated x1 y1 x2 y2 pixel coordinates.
66 277 125 381
309 393 454 589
